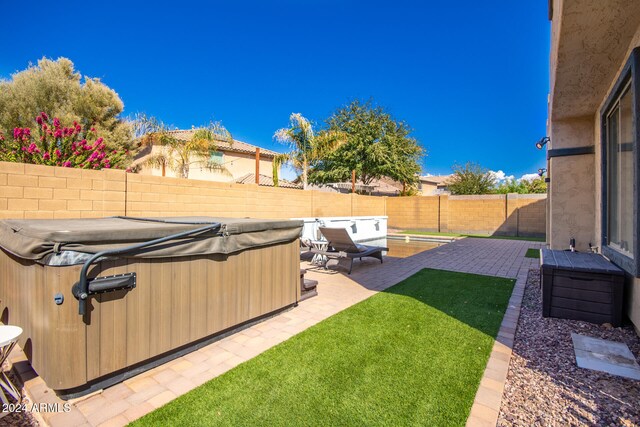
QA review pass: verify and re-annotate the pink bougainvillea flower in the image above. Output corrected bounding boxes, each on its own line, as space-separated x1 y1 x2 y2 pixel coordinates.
90 127 96 132
54 129 62 138
62 161 72 167
36 116 43 125
40 112 48 121
43 152 50 160
55 149 62 158
24 128 31 136
53 118 60 127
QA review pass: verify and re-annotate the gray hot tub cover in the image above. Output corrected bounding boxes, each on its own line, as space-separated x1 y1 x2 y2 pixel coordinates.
0 216 303 262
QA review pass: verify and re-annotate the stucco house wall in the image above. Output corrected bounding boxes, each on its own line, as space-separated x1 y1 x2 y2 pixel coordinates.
549 0 640 330
138 144 275 182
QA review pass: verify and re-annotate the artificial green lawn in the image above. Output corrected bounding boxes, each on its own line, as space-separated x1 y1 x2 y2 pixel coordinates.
525 248 541 258
131 269 514 427
400 230 546 242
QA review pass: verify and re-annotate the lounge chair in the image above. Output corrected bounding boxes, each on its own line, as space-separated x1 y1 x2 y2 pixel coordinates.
312 227 388 274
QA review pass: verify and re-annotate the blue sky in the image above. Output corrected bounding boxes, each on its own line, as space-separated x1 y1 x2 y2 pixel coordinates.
1 0 550 180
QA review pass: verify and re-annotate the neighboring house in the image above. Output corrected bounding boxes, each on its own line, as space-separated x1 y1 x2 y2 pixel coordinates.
234 173 301 189
135 130 280 182
418 175 451 195
547 0 640 332
308 177 404 196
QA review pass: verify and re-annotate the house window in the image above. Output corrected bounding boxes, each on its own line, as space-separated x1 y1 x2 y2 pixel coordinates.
209 151 224 165
605 82 634 257
601 47 640 275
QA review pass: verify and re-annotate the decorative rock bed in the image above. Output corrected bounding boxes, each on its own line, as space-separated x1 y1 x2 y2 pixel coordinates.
498 269 640 426
1 367 38 426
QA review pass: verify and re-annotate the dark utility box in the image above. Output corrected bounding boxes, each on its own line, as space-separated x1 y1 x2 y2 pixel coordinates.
540 249 625 326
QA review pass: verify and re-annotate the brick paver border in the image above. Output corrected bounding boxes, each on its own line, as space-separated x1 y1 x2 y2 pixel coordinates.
465 268 531 427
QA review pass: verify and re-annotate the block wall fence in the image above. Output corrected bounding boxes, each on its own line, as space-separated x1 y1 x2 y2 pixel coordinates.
0 162 546 236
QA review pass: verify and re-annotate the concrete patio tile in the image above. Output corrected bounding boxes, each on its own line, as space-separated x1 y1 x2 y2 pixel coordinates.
218 340 246 354
469 402 499 423
97 414 129 427
479 376 504 392
483 366 508 383
491 351 511 363
181 362 210 379
152 367 180 384
184 350 209 364
125 384 166 406
75 395 109 417
474 385 503 410
205 350 234 364
147 390 177 409
123 402 155 422
101 383 134 401
208 362 234 377
124 376 159 393
48 408 88 427
169 359 194 373
84 399 131 426
164 375 197 396
244 336 267 347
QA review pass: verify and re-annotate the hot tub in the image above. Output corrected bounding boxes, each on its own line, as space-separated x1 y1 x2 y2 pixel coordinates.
295 216 387 243
0 216 302 398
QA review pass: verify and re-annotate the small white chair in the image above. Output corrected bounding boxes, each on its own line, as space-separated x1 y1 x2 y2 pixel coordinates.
0 325 23 407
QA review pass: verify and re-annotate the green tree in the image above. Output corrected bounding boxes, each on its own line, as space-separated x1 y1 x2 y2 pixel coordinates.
309 99 424 190
271 153 290 187
0 57 134 154
494 176 547 194
522 176 547 193
137 116 233 179
273 113 345 190
494 178 526 194
447 162 496 195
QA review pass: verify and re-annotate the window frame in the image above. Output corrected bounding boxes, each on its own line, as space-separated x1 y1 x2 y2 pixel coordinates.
600 47 640 276
209 150 224 164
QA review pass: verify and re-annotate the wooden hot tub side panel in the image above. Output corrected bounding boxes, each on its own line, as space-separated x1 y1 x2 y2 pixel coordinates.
1 239 300 392
82 239 300 386
0 250 87 390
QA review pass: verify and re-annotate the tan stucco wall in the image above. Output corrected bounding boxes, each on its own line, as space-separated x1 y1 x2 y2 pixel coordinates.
548 117 596 251
549 0 640 330
387 194 546 237
137 145 275 182
593 25 640 331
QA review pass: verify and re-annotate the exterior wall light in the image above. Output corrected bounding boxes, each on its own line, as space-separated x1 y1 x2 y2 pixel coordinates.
538 168 547 176
535 137 550 149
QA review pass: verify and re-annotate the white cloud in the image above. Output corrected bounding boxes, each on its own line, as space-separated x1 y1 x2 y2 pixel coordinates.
519 173 540 182
489 170 515 183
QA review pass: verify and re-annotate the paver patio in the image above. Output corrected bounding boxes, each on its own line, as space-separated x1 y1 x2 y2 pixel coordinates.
6 237 543 426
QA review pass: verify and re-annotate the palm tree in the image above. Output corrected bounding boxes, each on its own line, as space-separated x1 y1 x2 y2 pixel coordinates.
135 115 233 179
272 153 290 187
273 113 345 190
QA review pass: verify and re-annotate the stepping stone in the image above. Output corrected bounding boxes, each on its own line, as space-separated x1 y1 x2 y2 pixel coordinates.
571 333 640 380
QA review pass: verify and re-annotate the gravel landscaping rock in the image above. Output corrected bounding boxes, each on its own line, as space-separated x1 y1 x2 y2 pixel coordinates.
0 363 38 426
498 269 640 427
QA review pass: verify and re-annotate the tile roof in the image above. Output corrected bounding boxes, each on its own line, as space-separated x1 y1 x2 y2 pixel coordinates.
234 173 301 189
166 130 281 157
